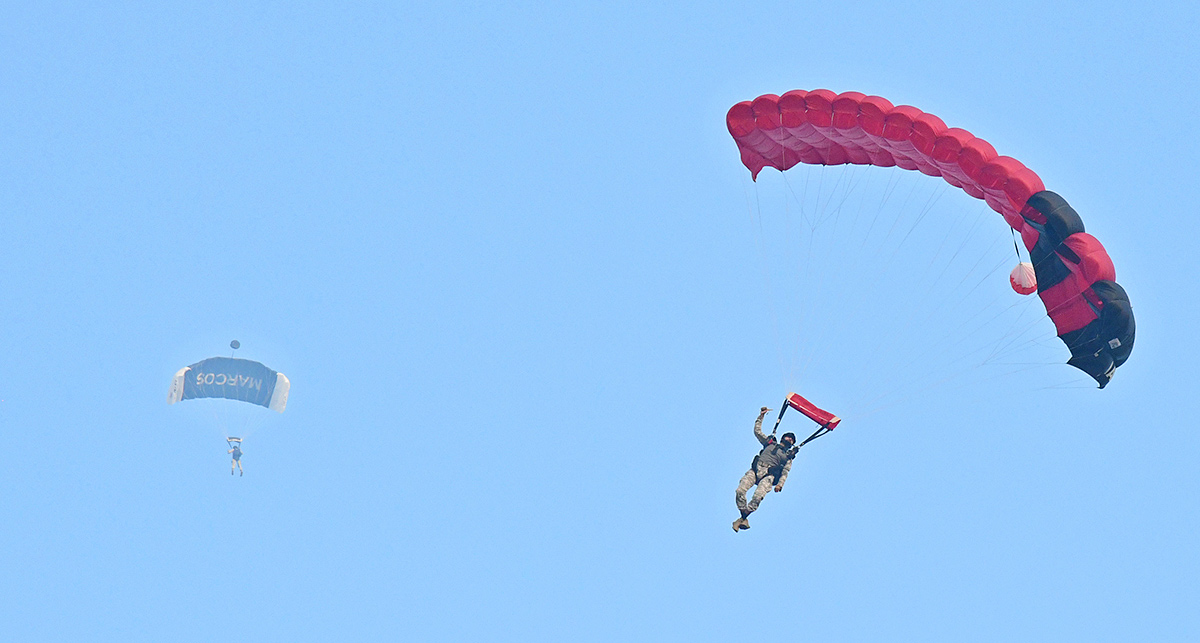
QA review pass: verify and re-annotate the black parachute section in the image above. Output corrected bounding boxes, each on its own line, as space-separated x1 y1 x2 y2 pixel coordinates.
1020 192 1135 388
1062 280 1136 387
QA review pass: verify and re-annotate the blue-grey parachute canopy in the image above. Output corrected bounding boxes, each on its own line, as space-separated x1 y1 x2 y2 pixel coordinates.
167 357 290 412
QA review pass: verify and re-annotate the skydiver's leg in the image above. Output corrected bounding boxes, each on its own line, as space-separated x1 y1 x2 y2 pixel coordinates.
747 473 775 512
735 469 758 516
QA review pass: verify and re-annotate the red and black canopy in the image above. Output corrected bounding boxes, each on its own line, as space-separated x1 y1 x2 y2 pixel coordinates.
728 90 1134 387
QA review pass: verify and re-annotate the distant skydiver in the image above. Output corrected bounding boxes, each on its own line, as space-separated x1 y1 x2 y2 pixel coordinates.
732 407 798 532
228 438 244 476
729 395 839 532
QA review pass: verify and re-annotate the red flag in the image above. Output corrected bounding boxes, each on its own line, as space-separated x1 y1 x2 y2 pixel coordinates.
785 392 840 429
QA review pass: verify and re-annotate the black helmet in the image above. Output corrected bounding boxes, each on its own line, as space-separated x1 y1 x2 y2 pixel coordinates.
781 432 796 443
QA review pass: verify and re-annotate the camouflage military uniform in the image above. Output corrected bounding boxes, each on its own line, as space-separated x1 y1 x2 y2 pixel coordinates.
735 415 794 519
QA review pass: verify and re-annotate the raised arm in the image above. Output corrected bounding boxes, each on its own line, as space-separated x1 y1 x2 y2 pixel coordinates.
754 407 772 445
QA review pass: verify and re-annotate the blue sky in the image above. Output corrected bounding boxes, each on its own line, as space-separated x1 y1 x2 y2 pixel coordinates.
2 1 1197 641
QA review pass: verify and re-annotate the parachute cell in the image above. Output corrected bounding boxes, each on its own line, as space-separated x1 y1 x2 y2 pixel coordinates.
727 90 1135 388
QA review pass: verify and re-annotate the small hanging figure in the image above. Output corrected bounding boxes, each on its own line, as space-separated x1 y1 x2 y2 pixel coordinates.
732 394 839 532
733 408 797 532
227 437 244 476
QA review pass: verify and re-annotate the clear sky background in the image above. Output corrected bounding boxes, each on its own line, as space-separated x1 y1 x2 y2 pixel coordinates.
2 2 1197 641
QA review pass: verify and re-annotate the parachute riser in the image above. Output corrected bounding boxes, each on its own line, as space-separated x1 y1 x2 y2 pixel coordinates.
797 424 833 448
769 403 789 436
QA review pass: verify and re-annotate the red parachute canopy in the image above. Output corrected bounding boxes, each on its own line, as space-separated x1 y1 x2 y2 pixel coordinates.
727 89 1046 226
727 90 1135 388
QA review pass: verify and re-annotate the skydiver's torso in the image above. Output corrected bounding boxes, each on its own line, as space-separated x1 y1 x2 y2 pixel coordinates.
755 441 792 472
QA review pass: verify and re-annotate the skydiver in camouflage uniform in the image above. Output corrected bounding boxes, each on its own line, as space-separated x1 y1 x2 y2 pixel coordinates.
228 438 244 476
732 407 797 532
